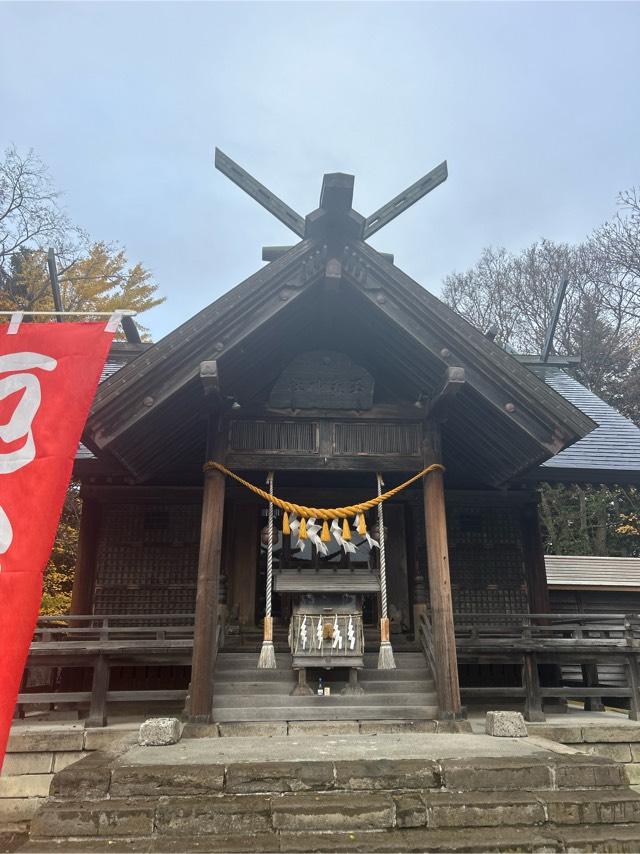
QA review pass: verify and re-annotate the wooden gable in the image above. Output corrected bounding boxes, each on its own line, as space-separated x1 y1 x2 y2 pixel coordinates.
83 168 595 486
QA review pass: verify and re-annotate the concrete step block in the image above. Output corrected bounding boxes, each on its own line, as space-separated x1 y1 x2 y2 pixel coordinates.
440 757 554 792
554 755 629 789
557 822 640 852
155 794 272 836
218 722 288 738
276 827 566 853
334 758 439 791
542 789 640 825
212 692 437 709
212 679 434 696
287 721 360 737
226 760 335 794
426 791 546 829
111 763 225 797
0 774 53 798
52 751 89 773
30 799 155 838
212 705 439 722
6 728 84 754
0 752 53 775
271 791 394 832
359 720 438 735
0 797 46 824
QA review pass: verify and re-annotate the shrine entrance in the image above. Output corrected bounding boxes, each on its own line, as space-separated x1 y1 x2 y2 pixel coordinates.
254 499 412 631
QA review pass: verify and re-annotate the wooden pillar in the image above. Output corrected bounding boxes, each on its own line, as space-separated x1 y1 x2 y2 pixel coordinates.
70 495 101 615
520 499 551 615
521 497 564 706
423 423 463 720
86 655 109 728
189 418 226 723
522 653 545 722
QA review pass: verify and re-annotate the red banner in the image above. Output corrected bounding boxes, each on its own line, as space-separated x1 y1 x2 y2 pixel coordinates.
0 321 113 766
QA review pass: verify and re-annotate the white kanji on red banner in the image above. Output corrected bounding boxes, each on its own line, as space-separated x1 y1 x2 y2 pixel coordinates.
0 352 58 555
0 322 114 769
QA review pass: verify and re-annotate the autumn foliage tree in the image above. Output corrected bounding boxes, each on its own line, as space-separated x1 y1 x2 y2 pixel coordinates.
1 144 165 611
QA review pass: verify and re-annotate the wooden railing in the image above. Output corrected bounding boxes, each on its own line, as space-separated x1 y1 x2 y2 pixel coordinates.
417 611 640 722
453 612 640 647
417 612 438 699
17 613 211 727
32 613 196 642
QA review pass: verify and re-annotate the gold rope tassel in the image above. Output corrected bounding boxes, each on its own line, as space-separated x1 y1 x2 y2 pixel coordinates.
299 517 308 539
258 616 276 669
321 520 331 542
377 617 395 670
282 512 290 535
342 518 351 540
357 514 367 535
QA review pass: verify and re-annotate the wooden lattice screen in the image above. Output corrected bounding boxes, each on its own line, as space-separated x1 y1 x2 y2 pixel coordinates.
94 502 200 617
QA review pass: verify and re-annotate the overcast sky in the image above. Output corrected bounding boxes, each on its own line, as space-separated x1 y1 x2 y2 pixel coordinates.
1 1 639 339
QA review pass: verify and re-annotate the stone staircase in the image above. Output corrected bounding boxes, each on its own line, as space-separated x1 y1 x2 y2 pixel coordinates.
19 738 640 852
212 650 439 722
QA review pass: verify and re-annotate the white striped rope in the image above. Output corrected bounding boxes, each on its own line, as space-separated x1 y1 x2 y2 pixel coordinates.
265 471 274 618
377 473 389 620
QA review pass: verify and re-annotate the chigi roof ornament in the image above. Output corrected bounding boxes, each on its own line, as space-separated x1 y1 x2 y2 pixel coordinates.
214 147 448 257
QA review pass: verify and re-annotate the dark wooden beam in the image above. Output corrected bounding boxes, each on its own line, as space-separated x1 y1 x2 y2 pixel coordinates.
364 161 448 239
188 417 226 722
70 497 101 616
262 246 295 262
121 316 142 344
520 499 551 614
422 422 463 720
425 367 465 420
263 245 394 265
215 148 305 238
320 172 354 212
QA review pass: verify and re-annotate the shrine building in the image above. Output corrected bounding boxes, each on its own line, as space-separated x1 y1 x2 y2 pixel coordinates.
58 152 640 727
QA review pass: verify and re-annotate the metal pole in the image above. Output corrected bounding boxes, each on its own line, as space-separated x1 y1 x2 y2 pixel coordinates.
47 248 64 321
541 275 569 362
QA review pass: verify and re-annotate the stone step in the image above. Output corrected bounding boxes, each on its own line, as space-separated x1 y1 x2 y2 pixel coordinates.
212 691 438 708
29 787 640 841
214 654 427 670
214 667 431 681
211 705 440 721
22 824 640 853
213 679 435 695
215 655 428 673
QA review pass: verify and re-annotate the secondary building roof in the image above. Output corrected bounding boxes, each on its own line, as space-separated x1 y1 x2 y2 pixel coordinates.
545 554 640 591
532 366 640 484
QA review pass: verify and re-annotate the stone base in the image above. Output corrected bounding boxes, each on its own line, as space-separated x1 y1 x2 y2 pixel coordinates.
23 735 640 853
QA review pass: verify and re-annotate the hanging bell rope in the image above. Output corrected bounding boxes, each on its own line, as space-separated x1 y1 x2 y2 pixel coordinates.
376 473 395 670
203 461 445 523
257 471 277 670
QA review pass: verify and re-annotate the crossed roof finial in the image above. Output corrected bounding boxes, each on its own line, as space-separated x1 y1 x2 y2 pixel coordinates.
214 148 447 244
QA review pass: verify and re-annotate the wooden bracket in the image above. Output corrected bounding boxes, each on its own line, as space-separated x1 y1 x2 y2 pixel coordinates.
200 360 221 398
426 367 465 421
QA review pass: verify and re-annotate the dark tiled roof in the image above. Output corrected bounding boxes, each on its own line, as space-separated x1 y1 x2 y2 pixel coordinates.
530 366 640 483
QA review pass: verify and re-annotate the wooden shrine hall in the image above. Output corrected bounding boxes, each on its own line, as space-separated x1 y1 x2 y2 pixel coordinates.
33 151 640 727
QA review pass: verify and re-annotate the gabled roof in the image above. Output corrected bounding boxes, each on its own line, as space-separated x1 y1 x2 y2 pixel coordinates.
531 366 640 484
546 554 640 591
82 170 596 485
